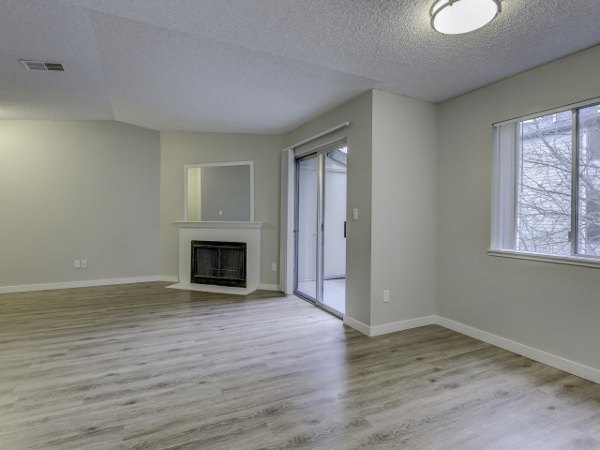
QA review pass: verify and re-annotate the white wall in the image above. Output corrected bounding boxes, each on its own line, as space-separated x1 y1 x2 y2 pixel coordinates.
437 45 600 370
371 90 438 325
285 91 373 324
160 131 283 286
0 121 160 287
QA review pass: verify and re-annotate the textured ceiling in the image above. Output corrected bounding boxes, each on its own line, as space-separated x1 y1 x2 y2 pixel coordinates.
1 0 599 133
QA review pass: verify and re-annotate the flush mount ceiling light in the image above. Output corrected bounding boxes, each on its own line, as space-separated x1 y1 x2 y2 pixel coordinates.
431 0 501 35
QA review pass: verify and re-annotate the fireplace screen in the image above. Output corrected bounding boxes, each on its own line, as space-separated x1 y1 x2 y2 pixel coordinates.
190 241 246 287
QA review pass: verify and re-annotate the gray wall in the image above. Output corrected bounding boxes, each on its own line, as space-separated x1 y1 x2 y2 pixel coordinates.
0 121 160 286
371 90 438 325
285 91 373 324
160 131 283 286
437 45 600 370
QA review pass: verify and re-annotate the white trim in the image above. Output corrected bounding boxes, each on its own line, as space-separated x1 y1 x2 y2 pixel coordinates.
0 276 164 294
172 221 263 229
343 315 436 337
167 282 255 296
436 316 600 384
280 148 295 295
184 161 254 222
342 316 371 336
168 283 279 294
258 283 281 291
370 316 437 337
488 249 600 269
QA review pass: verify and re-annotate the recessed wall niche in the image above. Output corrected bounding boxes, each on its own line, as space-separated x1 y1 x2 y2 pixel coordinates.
185 161 254 222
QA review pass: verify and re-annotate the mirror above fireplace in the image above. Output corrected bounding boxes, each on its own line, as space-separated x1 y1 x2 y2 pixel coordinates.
185 161 254 222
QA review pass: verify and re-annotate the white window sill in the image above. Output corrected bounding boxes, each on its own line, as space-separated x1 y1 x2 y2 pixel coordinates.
488 249 600 270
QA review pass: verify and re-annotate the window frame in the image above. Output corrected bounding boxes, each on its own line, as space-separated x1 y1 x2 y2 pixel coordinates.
490 97 600 269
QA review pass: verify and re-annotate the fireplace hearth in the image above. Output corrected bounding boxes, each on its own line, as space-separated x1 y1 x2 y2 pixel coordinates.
190 240 246 288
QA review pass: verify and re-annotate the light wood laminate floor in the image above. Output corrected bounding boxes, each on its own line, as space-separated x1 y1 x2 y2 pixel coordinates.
0 283 599 450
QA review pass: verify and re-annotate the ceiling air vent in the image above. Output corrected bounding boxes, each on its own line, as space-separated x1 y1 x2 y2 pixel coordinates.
19 60 64 72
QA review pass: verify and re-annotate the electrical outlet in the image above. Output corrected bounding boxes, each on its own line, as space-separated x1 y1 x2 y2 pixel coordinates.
271 263 277 272
353 208 359 220
383 289 390 303
80 259 87 268
218 210 223 216
73 260 81 269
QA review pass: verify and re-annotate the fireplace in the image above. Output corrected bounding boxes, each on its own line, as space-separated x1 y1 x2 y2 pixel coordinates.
172 221 262 294
190 241 247 288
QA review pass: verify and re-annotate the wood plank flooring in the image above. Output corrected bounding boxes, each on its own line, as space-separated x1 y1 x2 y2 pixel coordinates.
0 282 599 449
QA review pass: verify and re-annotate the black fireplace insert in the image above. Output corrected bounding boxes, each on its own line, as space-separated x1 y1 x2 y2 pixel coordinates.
190 240 246 288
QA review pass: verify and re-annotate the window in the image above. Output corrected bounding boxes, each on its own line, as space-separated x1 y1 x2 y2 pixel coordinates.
516 111 572 256
491 100 600 262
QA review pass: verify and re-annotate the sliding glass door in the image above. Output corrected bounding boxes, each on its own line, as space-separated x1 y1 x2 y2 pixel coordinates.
295 155 319 301
322 148 347 313
295 144 347 316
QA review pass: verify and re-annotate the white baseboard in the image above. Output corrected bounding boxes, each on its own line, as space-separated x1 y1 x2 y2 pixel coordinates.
167 282 257 296
258 283 281 291
371 315 437 337
0 276 280 295
343 315 436 337
343 316 371 336
0 276 165 294
436 316 600 384
343 313 599 383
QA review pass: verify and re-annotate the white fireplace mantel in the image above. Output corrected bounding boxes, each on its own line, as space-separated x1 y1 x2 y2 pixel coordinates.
172 221 263 229
169 221 262 295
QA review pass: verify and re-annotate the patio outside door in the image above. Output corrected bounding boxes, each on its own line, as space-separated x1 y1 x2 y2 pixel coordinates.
295 144 347 316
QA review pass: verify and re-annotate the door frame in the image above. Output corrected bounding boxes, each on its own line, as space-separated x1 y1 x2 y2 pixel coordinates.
293 139 347 318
